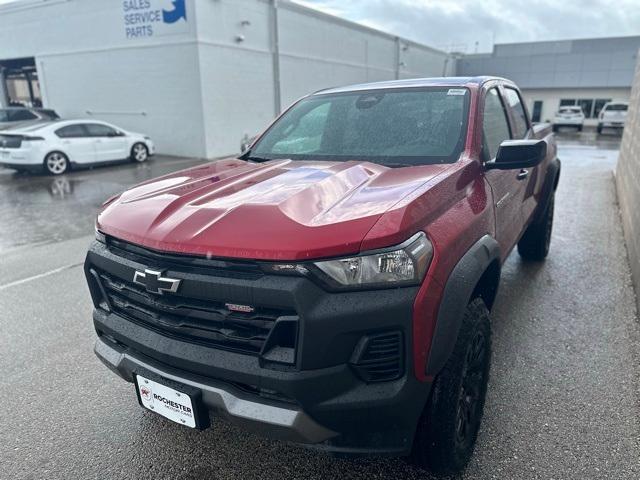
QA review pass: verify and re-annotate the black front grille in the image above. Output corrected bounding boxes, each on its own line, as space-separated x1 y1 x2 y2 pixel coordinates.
0 135 22 149
350 332 404 383
106 237 264 280
93 267 296 356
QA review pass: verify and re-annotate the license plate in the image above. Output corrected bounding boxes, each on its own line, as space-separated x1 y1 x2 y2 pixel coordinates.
135 374 197 428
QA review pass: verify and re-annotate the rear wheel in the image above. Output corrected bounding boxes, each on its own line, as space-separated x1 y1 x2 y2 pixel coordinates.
131 142 149 163
44 151 69 175
597 124 603 134
552 125 558 132
410 298 491 475
518 194 554 261
577 125 583 132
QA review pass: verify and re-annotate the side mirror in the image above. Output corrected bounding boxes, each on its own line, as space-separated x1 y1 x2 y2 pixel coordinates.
486 139 547 170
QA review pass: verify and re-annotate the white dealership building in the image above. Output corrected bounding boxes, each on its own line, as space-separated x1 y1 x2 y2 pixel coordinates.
457 36 640 126
0 0 638 158
0 0 453 158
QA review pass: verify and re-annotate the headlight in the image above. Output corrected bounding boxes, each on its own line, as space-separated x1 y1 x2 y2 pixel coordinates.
95 228 106 244
312 232 433 289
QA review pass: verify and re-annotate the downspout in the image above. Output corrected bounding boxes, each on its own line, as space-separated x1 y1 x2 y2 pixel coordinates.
270 0 282 116
0 68 9 107
395 36 401 80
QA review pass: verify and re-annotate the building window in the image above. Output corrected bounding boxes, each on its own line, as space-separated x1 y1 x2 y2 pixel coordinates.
594 99 612 118
531 100 543 123
559 99 576 107
577 99 594 118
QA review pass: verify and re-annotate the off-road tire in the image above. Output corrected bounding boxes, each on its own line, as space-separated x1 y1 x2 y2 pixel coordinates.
410 298 491 475
518 194 554 261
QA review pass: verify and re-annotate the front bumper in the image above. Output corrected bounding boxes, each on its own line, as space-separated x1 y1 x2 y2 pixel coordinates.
95 335 336 444
86 239 432 455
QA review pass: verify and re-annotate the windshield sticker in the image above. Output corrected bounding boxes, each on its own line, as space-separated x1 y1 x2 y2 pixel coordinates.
447 89 467 96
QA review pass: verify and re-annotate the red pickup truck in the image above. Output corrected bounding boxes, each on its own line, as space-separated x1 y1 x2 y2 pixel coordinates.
85 76 559 475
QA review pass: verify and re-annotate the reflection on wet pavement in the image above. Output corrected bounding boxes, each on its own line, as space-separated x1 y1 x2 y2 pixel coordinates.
0 156 209 252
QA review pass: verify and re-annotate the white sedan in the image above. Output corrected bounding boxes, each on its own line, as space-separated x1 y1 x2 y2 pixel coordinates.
0 120 155 175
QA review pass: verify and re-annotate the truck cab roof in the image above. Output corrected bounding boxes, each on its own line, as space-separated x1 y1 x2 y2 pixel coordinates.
315 76 511 95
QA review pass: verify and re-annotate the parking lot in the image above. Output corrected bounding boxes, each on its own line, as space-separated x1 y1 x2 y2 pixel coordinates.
1 132 639 480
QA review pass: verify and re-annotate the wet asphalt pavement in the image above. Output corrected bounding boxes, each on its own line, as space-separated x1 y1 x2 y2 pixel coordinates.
1 133 639 479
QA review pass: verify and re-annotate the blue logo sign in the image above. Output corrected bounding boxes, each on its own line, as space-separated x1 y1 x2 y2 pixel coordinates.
123 0 188 39
162 0 186 24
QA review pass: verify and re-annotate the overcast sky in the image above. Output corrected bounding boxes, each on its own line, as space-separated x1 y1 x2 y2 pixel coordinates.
294 0 640 53
1 0 638 54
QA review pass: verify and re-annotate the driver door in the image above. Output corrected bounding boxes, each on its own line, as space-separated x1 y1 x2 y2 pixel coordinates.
482 87 527 258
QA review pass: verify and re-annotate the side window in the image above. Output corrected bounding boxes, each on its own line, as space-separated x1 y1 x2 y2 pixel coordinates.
503 88 529 138
85 123 117 137
55 124 88 138
482 88 511 160
8 109 38 121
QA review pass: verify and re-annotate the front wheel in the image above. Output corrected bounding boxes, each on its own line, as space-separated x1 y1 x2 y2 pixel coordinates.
410 298 491 475
518 194 554 261
131 142 149 163
44 151 69 175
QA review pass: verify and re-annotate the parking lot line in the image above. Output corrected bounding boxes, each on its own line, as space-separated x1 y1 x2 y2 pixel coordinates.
0 262 83 291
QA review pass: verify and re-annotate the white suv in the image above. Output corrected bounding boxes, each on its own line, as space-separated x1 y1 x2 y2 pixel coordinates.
552 106 585 132
597 102 629 134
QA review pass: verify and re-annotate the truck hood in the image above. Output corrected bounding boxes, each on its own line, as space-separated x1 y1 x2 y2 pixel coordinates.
97 158 451 260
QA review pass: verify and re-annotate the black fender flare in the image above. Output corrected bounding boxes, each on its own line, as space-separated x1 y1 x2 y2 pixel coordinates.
534 158 561 223
425 234 501 377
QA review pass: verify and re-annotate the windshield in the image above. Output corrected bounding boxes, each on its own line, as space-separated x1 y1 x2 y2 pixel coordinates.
248 87 470 166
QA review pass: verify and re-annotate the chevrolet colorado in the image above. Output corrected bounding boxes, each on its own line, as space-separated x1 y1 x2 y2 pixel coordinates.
84 76 560 475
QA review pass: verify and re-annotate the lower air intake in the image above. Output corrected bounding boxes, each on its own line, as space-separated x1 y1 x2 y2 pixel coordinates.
350 331 404 383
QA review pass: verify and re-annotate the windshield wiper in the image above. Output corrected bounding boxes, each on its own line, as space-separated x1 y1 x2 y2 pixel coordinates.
244 155 272 163
378 162 414 168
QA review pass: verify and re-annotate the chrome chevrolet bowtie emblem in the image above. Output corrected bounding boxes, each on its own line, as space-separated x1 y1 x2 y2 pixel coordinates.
133 269 181 295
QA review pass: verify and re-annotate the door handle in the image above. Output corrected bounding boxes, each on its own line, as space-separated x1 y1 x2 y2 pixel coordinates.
516 169 529 180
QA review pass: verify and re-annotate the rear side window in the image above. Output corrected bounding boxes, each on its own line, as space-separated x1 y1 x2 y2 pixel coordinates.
482 88 511 160
503 88 529 138
85 123 118 137
55 124 88 138
8 109 38 121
